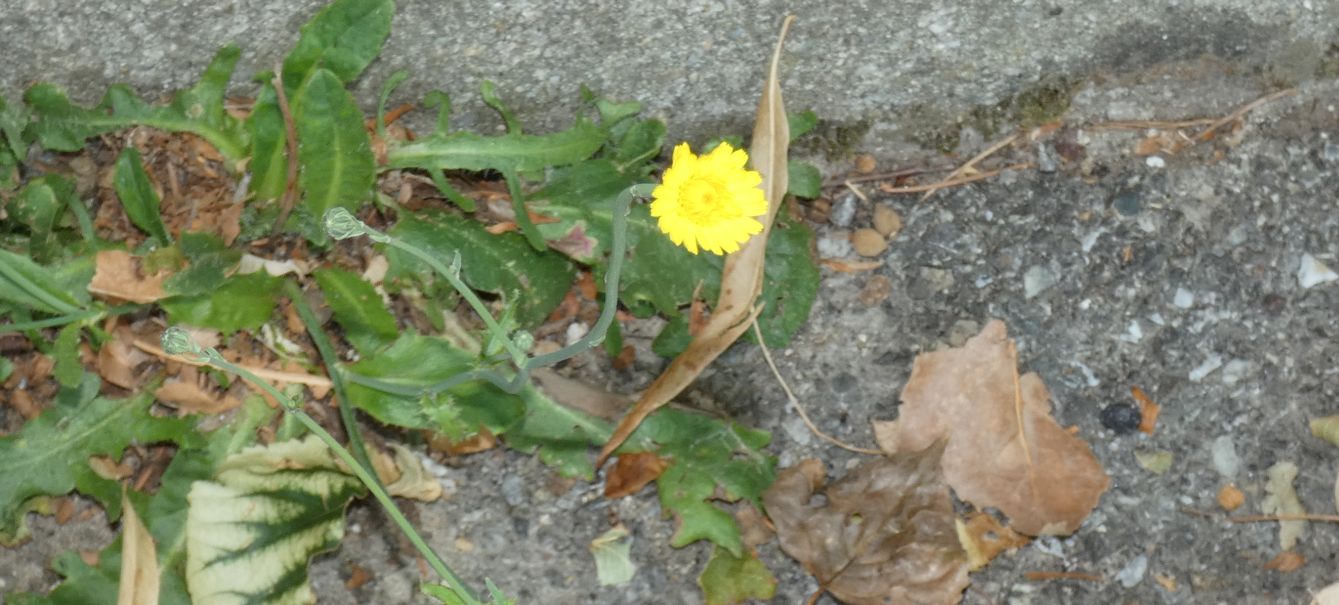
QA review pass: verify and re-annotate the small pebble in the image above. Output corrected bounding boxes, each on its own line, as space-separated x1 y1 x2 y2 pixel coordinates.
872 205 902 237
817 232 853 258
851 228 888 257
1323 141 1339 163
1022 264 1059 299
1036 142 1058 173
1134 450 1174 474
1188 355 1223 382
1210 435 1240 478
1145 155 1165 168
1221 359 1251 386
830 194 857 228
500 474 526 507
1116 554 1148 588
1100 403 1142 434
1298 253 1338 289
854 153 877 174
1172 287 1194 309
1112 188 1141 216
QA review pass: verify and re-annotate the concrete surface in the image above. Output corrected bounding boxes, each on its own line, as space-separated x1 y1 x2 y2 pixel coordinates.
1 0 1336 156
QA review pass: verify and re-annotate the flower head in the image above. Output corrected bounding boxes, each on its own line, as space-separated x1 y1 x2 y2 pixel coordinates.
650 142 768 255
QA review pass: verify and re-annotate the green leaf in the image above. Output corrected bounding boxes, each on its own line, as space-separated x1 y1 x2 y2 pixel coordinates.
386 118 605 173
293 68 376 223
532 160 721 316
387 210 573 327
10 175 76 262
160 272 280 334
610 118 665 174
590 525 636 586
246 84 287 201
185 436 365 605
0 390 191 544
787 110 818 141
0 248 85 315
698 546 777 605
114 147 172 246
344 333 525 438
52 323 83 388
24 46 246 159
624 409 775 556
281 0 393 88
0 92 30 159
313 267 398 354
161 232 242 296
750 213 819 348
786 160 822 199
503 384 612 480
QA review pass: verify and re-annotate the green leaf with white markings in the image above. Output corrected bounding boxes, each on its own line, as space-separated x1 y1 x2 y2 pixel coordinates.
294 68 376 226
386 118 605 173
114 147 172 246
185 436 366 605
387 210 573 328
313 267 398 354
10 175 76 263
24 45 246 159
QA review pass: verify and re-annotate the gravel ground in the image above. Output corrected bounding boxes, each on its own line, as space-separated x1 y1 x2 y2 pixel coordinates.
3 51 1338 605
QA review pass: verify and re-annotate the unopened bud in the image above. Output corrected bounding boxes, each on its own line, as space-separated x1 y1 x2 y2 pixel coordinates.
161 327 201 357
323 208 366 240
512 330 534 352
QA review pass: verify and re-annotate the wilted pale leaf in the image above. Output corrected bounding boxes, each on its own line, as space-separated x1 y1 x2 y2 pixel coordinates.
698 546 776 605
589 524 636 587
598 15 795 466
1262 461 1306 551
763 444 969 605
116 492 159 605
876 320 1109 536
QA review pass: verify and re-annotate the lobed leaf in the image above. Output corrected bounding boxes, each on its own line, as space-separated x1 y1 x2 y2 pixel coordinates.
24 46 246 160
698 546 777 605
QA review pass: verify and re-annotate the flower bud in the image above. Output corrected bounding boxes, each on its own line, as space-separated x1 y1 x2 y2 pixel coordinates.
323 208 366 240
160 327 201 357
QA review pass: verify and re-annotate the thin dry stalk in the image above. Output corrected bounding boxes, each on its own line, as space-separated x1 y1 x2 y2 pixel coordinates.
269 67 302 235
920 134 1019 202
133 339 332 388
751 321 882 456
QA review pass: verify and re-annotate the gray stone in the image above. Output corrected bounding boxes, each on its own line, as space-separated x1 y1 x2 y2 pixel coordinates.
1116 554 1148 588
1023 264 1059 299
1113 188 1142 216
1211 436 1240 478
829 193 857 228
816 231 852 258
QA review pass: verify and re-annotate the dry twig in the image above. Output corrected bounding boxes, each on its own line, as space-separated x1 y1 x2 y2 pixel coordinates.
920 134 1019 202
133 339 332 389
269 67 302 235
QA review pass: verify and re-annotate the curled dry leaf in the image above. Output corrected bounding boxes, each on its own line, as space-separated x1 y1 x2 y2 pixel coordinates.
1262 461 1306 550
956 511 1031 570
763 444 969 605
117 491 160 605
154 367 241 414
597 16 793 466
97 327 152 390
88 250 170 304
604 452 670 499
873 320 1109 536
1263 550 1306 573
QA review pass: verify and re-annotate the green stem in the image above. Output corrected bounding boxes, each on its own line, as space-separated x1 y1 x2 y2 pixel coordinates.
502 169 545 251
282 280 376 482
0 258 80 315
0 305 132 334
203 349 483 605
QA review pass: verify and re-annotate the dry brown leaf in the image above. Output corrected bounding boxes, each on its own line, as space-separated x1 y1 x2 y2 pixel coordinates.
117 491 160 605
603 452 670 499
54 497 76 525
764 445 968 605
1264 550 1306 573
88 455 134 481
154 373 241 415
597 17 794 467
734 502 775 548
98 327 152 389
1131 386 1161 434
874 320 1109 536
372 443 442 502
955 511 1031 570
532 368 629 421
88 250 170 303
1153 573 1178 591
345 564 373 591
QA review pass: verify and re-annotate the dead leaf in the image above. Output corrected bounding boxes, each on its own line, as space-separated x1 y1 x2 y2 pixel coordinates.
98 327 152 389
1263 550 1305 573
763 444 969 605
1153 573 1178 591
54 497 76 525
89 455 134 481
237 254 309 277
1131 386 1160 434
345 564 373 590
596 17 794 467
734 502 775 548
376 443 442 502
1262 461 1306 550
429 427 497 456
154 372 241 414
8 389 43 420
89 250 170 303
820 258 884 273
955 511 1031 570
603 452 670 499
532 368 629 421
873 320 1109 536
117 491 160 605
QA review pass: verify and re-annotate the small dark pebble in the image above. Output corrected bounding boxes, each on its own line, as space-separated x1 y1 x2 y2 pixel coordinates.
1112 188 1142 216
1261 293 1286 316
1100 402 1143 434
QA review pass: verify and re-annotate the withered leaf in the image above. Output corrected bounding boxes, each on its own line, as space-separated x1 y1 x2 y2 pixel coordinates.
764 444 969 605
603 452 670 499
956 512 1030 570
116 491 160 605
154 370 241 415
597 17 794 466
874 320 1109 536
89 250 170 304
97 327 152 389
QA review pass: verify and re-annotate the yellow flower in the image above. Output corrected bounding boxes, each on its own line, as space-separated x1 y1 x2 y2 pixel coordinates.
650 142 768 255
